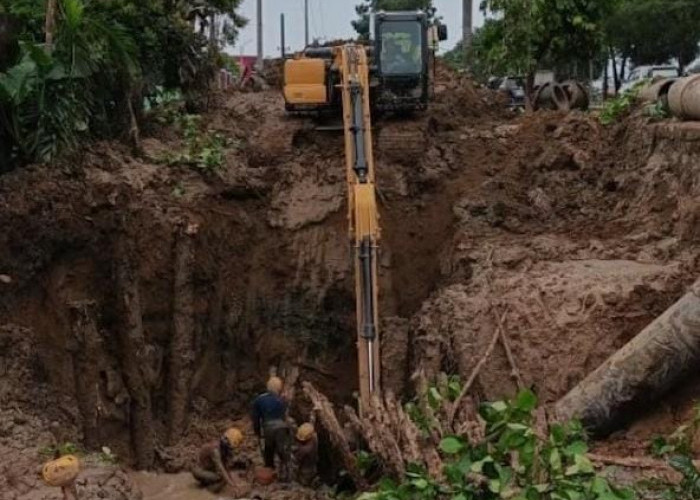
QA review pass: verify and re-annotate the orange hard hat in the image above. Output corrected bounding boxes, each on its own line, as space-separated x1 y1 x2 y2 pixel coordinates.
41 455 80 487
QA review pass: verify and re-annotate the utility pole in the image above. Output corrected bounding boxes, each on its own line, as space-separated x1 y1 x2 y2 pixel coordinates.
256 0 263 70
304 0 310 48
462 0 473 50
280 13 286 58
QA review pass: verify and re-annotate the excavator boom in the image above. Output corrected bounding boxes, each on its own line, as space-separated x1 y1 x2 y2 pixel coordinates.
337 45 381 411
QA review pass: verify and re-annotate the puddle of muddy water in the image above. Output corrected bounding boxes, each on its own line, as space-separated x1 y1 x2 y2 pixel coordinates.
131 472 220 500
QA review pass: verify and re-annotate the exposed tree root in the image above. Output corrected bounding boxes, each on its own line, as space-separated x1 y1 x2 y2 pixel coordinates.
68 300 103 450
447 308 508 429
302 382 365 488
114 237 155 469
344 391 444 480
168 221 197 444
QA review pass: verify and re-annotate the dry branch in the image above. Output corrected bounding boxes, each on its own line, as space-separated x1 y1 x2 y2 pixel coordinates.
447 308 508 429
492 307 524 389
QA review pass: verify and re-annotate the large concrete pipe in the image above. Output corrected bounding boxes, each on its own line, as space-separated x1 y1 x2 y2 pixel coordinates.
556 280 700 435
534 82 570 111
562 81 589 110
638 78 677 109
668 75 700 120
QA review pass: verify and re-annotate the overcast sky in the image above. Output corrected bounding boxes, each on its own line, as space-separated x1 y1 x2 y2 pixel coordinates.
231 0 485 57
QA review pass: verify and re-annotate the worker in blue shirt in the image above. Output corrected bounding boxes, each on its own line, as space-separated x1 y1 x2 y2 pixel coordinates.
252 376 291 481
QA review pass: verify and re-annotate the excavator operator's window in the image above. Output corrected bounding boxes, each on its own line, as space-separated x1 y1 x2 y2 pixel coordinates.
380 21 422 76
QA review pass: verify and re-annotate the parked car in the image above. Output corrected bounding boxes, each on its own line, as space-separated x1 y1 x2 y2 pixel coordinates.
487 76 526 107
619 65 679 93
684 60 700 76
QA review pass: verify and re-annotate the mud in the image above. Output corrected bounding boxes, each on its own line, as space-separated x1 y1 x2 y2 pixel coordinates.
2 66 700 497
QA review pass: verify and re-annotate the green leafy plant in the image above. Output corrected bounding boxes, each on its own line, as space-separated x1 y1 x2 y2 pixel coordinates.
360 389 635 500
667 455 700 500
404 375 463 436
642 101 669 122
599 82 646 125
39 441 82 458
161 113 229 172
357 450 380 476
0 0 248 171
650 403 700 458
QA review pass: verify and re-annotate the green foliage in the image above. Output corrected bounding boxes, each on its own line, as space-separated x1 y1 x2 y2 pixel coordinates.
599 83 644 125
358 450 380 476
668 455 700 500
352 0 435 39
443 20 507 79
162 113 230 172
607 0 700 72
0 0 137 165
472 0 615 82
0 0 247 171
642 101 669 122
650 404 700 459
360 389 635 500
404 375 463 436
39 442 82 457
646 404 700 500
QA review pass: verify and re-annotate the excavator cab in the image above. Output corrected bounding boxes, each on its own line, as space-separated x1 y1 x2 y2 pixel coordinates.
372 11 446 111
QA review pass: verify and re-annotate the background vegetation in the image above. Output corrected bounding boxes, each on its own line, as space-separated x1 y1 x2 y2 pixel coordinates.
444 0 700 94
0 0 246 171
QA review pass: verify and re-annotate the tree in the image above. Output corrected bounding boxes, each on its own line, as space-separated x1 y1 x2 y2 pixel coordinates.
443 19 506 80
352 0 435 39
607 0 700 78
478 0 616 105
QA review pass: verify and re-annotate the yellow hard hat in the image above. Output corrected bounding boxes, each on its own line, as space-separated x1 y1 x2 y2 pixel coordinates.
223 427 243 448
296 423 315 442
41 455 80 487
267 376 283 394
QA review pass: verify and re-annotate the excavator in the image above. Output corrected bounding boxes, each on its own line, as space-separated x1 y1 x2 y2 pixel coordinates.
282 11 447 411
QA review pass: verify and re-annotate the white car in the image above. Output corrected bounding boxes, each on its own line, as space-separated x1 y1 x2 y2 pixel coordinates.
619 65 679 94
684 59 700 75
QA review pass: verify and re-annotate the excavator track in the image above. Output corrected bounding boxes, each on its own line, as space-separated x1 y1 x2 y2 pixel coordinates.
375 121 428 165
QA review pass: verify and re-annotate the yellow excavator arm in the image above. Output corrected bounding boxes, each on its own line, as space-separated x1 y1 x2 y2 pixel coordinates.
338 45 381 411
284 44 382 411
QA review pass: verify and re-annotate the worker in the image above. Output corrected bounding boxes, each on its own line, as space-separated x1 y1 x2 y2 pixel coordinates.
191 427 245 494
252 376 291 481
293 421 319 487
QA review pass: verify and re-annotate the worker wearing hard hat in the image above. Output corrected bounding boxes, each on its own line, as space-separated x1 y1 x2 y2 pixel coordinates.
41 454 80 500
252 376 291 481
293 420 319 487
192 427 245 494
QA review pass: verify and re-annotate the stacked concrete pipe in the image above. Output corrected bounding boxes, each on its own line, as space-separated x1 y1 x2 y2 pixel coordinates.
668 75 700 120
534 82 570 111
638 78 677 110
